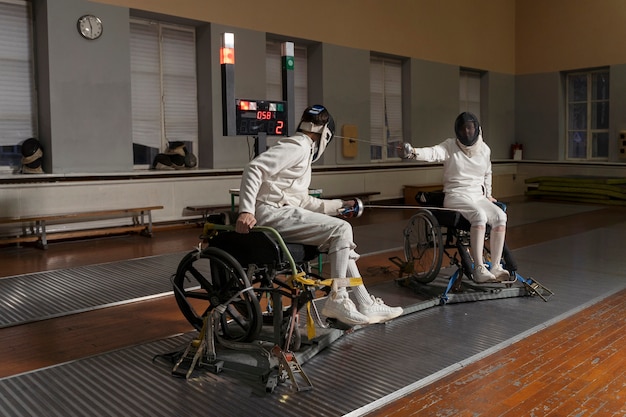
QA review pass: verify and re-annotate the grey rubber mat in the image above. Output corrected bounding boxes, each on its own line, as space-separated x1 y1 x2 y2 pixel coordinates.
1 222 624 417
0 251 189 328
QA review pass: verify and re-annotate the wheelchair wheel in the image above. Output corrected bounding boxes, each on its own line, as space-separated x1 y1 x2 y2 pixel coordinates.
403 210 444 284
456 240 475 280
501 242 517 273
173 247 262 343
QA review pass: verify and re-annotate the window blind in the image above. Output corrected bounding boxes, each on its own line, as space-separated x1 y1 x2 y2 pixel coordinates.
0 0 36 147
130 21 161 150
460 71 481 120
130 20 197 152
161 27 197 144
370 57 402 160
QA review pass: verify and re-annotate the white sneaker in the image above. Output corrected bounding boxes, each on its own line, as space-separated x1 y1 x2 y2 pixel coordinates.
322 291 369 326
490 264 511 281
473 264 497 283
358 295 403 324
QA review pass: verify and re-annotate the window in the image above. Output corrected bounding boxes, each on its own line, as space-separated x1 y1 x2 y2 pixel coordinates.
0 0 37 171
130 19 198 167
266 40 308 125
460 70 481 120
566 69 610 160
370 57 403 161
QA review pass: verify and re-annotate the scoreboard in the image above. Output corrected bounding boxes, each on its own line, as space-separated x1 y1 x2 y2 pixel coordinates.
235 99 288 136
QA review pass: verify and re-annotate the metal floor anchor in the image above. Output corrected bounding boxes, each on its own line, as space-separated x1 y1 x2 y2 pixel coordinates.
516 274 555 302
271 345 313 392
171 314 223 379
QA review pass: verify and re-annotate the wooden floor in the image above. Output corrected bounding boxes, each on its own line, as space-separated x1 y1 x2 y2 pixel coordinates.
368 287 626 417
0 202 625 416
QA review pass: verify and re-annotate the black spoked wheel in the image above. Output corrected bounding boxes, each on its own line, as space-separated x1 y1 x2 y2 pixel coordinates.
501 242 517 273
403 210 444 284
173 247 262 343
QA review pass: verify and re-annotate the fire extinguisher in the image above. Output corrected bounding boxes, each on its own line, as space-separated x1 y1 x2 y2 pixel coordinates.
511 143 523 160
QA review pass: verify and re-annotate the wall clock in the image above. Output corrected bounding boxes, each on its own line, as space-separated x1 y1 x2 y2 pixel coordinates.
77 14 103 40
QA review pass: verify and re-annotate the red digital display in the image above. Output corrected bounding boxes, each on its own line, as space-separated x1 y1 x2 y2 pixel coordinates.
235 99 287 136
257 111 273 120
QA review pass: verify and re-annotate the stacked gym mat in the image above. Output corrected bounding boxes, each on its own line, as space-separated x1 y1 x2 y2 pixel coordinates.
525 176 626 205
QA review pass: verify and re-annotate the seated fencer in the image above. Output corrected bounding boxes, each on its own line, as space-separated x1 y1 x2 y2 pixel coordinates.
402 112 510 283
235 104 403 325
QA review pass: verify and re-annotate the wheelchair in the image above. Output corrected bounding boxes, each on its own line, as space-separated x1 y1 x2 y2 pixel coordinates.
393 191 519 298
172 222 327 353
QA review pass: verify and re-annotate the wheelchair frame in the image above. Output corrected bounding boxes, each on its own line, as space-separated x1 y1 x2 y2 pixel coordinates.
393 204 553 304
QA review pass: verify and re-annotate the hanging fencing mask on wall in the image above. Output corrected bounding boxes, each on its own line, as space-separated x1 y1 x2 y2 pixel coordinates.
21 137 44 174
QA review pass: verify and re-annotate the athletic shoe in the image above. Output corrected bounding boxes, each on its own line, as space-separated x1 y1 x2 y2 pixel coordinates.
490 264 511 281
358 295 403 324
322 291 369 326
473 264 497 283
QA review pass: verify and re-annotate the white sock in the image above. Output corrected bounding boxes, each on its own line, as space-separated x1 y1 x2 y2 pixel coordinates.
347 259 372 307
489 228 506 266
330 247 349 279
470 226 486 268
330 248 372 306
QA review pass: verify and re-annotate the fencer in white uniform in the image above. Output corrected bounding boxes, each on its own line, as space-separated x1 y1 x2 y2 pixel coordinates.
403 112 509 283
235 105 402 325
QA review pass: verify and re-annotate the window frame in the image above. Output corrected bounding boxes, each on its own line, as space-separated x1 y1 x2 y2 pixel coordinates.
0 0 37 172
565 68 610 161
129 18 199 169
459 69 482 120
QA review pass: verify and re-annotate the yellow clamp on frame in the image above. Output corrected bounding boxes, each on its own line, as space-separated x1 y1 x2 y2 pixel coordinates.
293 275 363 289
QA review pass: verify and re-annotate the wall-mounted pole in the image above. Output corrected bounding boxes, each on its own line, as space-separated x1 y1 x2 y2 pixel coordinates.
221 32 236 136
281 42 295 135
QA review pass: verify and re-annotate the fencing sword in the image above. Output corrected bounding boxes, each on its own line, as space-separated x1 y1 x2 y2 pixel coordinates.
339 198 474 218
365 204 470 213
334 134 409 152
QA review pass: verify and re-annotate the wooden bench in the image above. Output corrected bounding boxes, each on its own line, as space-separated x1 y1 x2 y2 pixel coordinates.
184 205 233 222
403 185 443 205
0 206 163 249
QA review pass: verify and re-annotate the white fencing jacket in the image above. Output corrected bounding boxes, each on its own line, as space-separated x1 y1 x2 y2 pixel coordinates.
239 132 342 216
410 136 493 199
